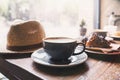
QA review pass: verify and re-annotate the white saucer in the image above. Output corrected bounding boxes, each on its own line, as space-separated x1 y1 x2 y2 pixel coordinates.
31 48 88 67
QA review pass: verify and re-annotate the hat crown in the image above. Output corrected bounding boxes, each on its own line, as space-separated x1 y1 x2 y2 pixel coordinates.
7 20 45 51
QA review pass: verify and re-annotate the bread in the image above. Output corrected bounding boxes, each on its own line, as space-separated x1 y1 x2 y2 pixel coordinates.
7 20 45 51
114 31 120 36
86 33 111 48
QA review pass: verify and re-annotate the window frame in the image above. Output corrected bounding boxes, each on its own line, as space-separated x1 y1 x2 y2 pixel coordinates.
94 0 101 29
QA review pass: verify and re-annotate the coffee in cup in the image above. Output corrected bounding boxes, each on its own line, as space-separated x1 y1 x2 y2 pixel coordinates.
43 37 85 61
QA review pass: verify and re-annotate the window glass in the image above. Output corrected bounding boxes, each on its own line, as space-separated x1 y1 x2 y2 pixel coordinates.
0 0 94 38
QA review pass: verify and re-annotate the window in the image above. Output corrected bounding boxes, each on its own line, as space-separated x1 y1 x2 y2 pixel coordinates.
0 0 97 38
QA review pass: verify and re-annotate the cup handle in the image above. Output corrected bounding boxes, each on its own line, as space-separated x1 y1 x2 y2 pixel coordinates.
72 42 85 55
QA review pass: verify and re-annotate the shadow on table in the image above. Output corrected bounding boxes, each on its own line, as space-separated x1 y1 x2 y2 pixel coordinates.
86 52 120 63
33 62 89 76
0 53 32 59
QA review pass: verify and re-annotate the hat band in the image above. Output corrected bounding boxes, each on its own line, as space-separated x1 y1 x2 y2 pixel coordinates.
7 43 43 51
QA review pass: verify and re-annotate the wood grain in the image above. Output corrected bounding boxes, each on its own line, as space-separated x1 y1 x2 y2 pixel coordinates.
7 57 120 80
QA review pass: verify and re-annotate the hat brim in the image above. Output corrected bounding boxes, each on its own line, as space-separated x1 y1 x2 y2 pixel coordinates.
0 35 43 59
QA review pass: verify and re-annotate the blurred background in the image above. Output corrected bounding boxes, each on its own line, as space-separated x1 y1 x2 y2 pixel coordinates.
0 0 94 38
1 0 120 38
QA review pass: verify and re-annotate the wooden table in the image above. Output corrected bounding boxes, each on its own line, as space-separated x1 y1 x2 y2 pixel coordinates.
1 27 120 80
6 55 120 80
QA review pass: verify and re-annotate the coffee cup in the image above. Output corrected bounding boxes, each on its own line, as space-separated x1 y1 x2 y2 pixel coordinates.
94 30 107 38
43 37 85 61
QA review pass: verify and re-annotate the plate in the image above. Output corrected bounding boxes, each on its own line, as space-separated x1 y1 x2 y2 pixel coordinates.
85 47 120 55
31 48 88 67
110 35 120 40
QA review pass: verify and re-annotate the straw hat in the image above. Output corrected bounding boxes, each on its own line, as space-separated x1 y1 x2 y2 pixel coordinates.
0 20 45 57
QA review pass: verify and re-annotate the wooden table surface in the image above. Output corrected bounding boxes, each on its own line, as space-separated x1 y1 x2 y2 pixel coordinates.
1 27 120 80
6 55 120 80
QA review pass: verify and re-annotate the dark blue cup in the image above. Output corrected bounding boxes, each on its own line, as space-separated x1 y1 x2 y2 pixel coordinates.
43 37 85 61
